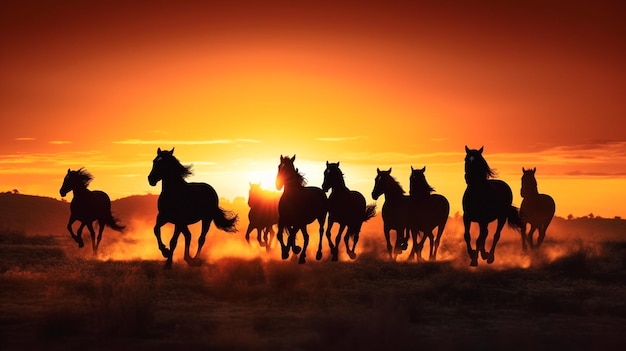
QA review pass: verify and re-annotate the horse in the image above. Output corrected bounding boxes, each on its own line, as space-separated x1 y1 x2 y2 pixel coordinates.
408 166 450 261
371 168 412 260
275 155 328 264
322 161 376 261
520 167 555 251
148 147 238 269
59 168 124 254
462 146 522 266
245 182 280 251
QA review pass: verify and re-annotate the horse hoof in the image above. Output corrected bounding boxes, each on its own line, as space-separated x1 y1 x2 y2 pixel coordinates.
281 249 289 260
348 251 357 260
470 259 478 267
331 255 338 262
160 248 171 258
186 258 203 267
487 255 495 264
299 256 306 264
163 262 173 270
293 245 302 255
78 242 84 248
316 252 322 261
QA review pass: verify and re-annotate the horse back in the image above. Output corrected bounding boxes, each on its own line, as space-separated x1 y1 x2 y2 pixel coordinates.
463 179 513 222
70 190 112 221
520 193 555 223
278 186 327 225
328 189 366 221
157 182 219 224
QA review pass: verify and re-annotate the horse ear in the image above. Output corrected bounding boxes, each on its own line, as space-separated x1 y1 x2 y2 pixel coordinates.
377 167 381 174
522 167 526 172
67 168 70 173
465 145 470 153
337 161 340 166
421 166 426 172
157 147 162 154
532 167 536 173
388 167 392 173
291 155 296 162
170 147 175 154
326 161 329 166
478 146 484 154
411 165 414 171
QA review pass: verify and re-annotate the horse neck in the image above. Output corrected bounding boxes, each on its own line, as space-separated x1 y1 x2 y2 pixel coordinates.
329 176 349 193
521 184 539 198
72 185 90 197
161 174 188 192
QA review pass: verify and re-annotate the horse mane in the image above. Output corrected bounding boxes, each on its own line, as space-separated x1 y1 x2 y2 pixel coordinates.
411 172 435 196
382 172 406 195
167 153 193 178
76 168 94 187
465 151 497 181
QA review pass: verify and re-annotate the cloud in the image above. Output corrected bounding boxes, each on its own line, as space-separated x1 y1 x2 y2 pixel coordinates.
315 136 367 142
49 140 72 145
113 139 261 145
14 137 35 141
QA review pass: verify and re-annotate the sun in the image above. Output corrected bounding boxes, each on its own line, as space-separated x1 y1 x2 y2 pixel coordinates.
245 167 281 193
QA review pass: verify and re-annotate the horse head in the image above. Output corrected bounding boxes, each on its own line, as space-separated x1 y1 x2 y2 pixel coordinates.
60 168 92 197
410 165 434 197
275 154 300 191
521 167 538 198
148 147 191 186
372 167 392 200
464 145 495 183
248 182 263 207
321 161 341 193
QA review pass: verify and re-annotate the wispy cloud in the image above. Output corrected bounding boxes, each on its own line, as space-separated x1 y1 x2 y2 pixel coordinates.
50 140 72 145
315 136 367 142
14 137 35 141
113 139 261 145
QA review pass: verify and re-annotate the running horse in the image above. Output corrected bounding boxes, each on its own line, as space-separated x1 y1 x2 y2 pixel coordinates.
462 146 522 266
275 155 328 264
59 168 125 253
408 166 450 261
148 148 238 269
519 167 555 251
371 168 412 260
245 182 280 251
322 161 376 261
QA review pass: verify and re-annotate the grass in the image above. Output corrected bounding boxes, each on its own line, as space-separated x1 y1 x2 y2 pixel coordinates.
0 230 625 350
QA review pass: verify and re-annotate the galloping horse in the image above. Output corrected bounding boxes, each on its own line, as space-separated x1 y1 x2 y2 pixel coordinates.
148 148 238 269
322 162 376 261
275 155 328 264
520 167 555 251
408 166 449 261
372 168 412 260
462 146 522 266
60 168 124 253
245 182 280 251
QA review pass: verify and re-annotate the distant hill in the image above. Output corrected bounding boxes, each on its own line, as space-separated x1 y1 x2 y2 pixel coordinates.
0 192 624 243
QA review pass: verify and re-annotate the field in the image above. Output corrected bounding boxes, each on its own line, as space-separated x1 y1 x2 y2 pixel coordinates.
1 218 625 351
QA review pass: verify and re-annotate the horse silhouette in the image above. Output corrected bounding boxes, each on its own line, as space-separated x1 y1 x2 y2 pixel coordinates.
408 166 450 261
59 168 124 253
322 161 376 261
245 182 280 251
148 147 238 269
275 155 328 264
520 167 555 251
462 146 522 266
371 168 412 260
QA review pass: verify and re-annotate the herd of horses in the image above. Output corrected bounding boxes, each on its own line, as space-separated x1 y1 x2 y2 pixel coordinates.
58 146 556 269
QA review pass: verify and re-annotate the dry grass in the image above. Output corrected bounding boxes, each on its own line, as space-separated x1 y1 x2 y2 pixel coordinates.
0 230 625 351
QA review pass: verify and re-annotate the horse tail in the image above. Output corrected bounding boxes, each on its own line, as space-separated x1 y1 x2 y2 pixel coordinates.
106 213 125 232
214 207 239 233
506 205 523 232
363 204 377 222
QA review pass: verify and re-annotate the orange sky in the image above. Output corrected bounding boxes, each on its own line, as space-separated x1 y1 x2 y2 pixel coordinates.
1 0 625 218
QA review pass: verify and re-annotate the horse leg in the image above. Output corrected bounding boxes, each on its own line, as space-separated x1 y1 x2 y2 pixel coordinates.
332 224 347 261
266 226 275 252
153 216 170 258
276 225 289 259
394 228 405 255
421 231 432 261
477 223 489 260
85 222 97 254
316 217 325 261
344 226 358 260
325 221 336 259
463 216 478 266
257 227 266 247
300 226 310 264
384 226 393 260
487 218 506 264
95 220 105 253
67 217 83 248
192 219 211 264
536 225 547 249
528 224 538 250
164 227 182 270
75 222 86 249
520 222 529 252
181 225 200 267
432 226 444 261
408 228 418 261
244 223 253 245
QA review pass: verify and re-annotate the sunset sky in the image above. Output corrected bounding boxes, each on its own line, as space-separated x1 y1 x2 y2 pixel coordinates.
1 0 625 218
